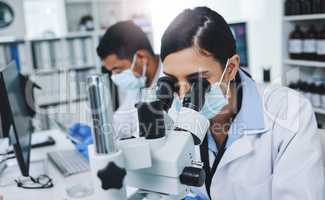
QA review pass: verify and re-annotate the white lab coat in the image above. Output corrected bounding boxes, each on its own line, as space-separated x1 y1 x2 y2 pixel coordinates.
197 72 325 200
113 61 163 138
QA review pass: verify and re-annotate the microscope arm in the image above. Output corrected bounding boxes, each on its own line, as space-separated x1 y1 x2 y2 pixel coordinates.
117 137 153 170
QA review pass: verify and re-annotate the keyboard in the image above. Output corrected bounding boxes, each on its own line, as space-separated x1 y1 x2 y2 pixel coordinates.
47 150 90 177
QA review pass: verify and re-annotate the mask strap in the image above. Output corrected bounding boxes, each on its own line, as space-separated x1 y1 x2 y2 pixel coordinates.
131 54 147 77
130 54 137 70
217 59 230 86
226 81 231 98
142 61 147 77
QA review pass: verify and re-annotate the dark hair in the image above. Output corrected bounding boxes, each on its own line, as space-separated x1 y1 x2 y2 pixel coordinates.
97 20 154 60
160 7 236 67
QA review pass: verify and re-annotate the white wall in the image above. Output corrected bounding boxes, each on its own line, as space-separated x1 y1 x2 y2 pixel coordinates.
151 0 282 83
24 0 67 38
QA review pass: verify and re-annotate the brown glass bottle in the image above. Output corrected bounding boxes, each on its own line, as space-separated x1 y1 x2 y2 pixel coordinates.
317 25 325 61
286 0 303 15
303 25 317 60
289 25 304 59
312 0 321 13
300 0 312 14
292 0 303 14
285 0 293 15
321 0 325 12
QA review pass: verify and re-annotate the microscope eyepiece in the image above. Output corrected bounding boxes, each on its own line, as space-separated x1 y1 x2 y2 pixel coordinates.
156 76 177 111
183 78 211 112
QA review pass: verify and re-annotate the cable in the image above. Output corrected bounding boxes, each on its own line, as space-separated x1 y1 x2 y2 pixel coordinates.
4 155 15 160
0 152 9 156
0 154 15 162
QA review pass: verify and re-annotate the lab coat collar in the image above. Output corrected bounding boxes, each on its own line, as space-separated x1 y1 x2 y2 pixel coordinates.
228 70 268 136
217 70 269 169
208 69 268 153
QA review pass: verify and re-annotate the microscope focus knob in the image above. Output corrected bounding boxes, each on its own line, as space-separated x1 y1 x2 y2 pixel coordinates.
180 167 206 187
97 162 126 190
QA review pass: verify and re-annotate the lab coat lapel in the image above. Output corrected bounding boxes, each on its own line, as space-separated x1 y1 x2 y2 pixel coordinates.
217 135 254 170
214 70 268 170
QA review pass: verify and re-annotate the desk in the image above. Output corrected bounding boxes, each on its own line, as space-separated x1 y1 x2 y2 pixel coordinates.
0 129 136 200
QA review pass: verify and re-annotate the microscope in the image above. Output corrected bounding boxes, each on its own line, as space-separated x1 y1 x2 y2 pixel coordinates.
87 75 211 200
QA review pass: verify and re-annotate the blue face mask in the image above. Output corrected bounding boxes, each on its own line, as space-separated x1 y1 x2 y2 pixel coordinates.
111 55 147 90
169 60 230 120
200 60 230 119
200 81 229 119
170 95 183 113
167 95 183 122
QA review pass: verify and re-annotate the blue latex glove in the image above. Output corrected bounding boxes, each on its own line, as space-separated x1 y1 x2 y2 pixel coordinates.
185 196 206 200
69 123 93 159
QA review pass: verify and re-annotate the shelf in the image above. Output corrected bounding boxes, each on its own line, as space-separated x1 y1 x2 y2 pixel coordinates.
0 36 25 44
66 0 122 4
69 65 97 71
23 31 95 42
314 107 325 115
27 36 62 42
284 14 325 21
32 65 96 75
38 96 88 108
283 59 325 68
65 31 94 39
65 0 92 4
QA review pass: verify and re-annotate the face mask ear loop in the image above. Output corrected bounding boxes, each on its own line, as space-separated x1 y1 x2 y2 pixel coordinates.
142 61 147 77
130 54 137 71
217 59 230 87
226 81 231 99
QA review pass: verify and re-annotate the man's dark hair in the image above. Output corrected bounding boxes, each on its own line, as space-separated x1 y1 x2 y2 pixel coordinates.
160 7 236 67
97 20 154 61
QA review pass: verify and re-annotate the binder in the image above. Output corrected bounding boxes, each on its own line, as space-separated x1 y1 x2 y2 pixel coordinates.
31 43 38 70
68 40 75 66
54 41 64 69
0 45 6 67
73 38 84 67
40 41 51 70
18 43 33 75
49 41 56 68
9 43 20 71
85 38 94 66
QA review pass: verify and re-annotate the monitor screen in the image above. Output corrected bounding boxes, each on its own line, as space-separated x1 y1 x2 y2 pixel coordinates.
229 22 249 68
0 62 32 176
0 77 12 138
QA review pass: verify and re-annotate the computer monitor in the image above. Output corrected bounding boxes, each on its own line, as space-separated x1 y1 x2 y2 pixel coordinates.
229 22 249 68
0 75 12 138
0 62 32 177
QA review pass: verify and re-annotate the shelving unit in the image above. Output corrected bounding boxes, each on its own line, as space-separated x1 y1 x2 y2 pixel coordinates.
282 0 325 126
0 0 153 130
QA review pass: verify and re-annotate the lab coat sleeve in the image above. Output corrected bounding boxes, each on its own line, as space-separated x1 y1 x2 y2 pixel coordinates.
272 96 325 200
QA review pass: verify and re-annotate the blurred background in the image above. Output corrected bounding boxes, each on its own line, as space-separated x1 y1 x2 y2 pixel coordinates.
1 0 325 128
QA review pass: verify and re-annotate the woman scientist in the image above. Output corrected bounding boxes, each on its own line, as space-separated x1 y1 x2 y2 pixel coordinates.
161 7 325 200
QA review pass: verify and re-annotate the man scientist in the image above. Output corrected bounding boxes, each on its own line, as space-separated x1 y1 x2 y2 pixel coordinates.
97 20 162 138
